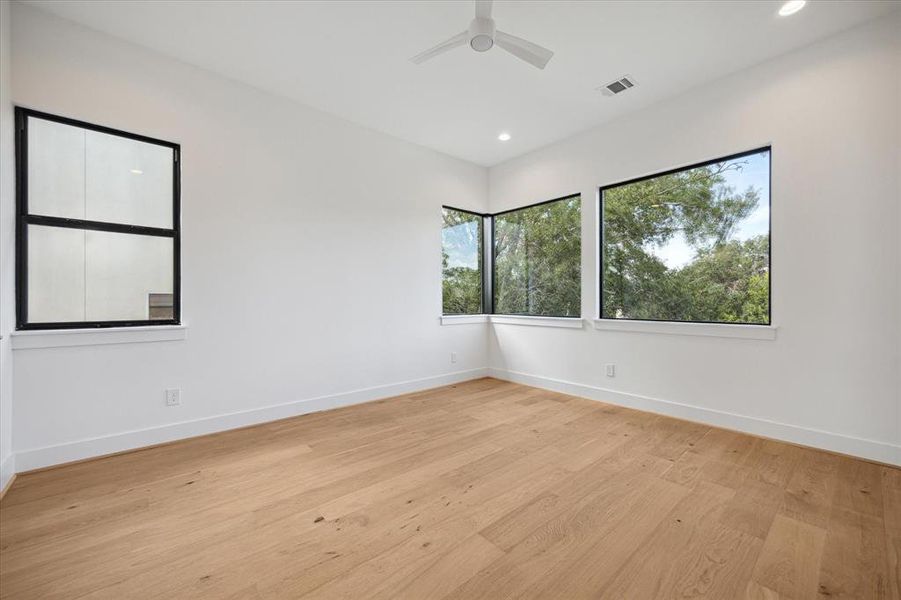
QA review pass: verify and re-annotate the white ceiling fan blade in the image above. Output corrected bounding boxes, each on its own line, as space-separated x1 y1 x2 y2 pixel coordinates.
410 30 469 64
494 30 554 69
475 0 493 19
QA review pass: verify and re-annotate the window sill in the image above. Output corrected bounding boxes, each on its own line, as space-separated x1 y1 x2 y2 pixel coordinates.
11 324 188 349
490 315 584 329
440 315 489 325
441 315 584 328
592 319 777 340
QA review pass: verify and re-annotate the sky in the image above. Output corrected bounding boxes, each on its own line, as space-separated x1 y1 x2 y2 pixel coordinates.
646 149 770 269
443 149 770 272
443 218 479 269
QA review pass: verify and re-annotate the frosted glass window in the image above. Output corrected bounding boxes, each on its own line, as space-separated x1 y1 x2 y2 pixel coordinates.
27 225 86 323
16 108 180 328
85 231 174 321
26 227 174 323
86 130 173 228
27 118 86 220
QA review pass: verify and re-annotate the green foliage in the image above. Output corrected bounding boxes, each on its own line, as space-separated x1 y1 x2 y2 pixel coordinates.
602 159 770 324
442 264 481 314
741 271 770 324
494 197 581 317
442 208 482 314
671 236 769 322
443 155 768 323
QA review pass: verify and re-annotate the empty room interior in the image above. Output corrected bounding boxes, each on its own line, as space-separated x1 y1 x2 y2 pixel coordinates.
0 0 899 598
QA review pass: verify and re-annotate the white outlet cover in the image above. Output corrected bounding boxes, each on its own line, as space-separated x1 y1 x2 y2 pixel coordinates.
605 364 616 377
166 388 181 405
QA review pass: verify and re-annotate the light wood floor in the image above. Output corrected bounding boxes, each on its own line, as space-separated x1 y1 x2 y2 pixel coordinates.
1 378 898 599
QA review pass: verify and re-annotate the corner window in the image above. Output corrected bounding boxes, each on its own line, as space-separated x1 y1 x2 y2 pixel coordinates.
16 108 180 329
442 207 483 315
493 195 581 317
600 147 770 325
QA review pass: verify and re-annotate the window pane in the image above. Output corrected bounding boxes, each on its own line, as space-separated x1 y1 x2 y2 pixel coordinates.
27 116 173 228
27 225 86 323
26 225 174 323
85 130 173 228
85 230 174 321
28 118 86 219
494 196 581 317
601 149 770 324
442 208 482 314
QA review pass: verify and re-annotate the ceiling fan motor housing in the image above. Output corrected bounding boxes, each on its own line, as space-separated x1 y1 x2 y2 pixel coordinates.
469 17 496 52
410 1 553 70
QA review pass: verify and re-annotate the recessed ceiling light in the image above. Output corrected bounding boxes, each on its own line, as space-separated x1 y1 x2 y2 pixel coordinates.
130 169 143 175
498 132 511 142
778 0 806 16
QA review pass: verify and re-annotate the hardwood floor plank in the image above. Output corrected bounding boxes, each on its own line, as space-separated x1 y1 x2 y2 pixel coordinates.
780 447 839 529
598 480 740 598
647 418 711 462
817 506 891 598
720 478 785 540
0 378 894 600
391 534 505 600
883 467 901 600
751 514 827 600
509 475 691 599
832 457 885 519
261 462 571 598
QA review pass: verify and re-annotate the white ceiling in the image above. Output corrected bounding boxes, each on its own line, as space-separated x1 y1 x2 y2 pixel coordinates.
23 1 898 166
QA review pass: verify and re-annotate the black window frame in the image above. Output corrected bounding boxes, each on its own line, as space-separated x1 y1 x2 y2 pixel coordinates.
15 107 181 330
598 146 772 326
441 194 582 318
491 193 582 318
441 205 489 316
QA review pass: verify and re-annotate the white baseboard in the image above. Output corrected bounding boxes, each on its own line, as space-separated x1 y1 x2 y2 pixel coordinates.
0 453 15 496
10 366 898 474
489 368 900 466
14 368 489 472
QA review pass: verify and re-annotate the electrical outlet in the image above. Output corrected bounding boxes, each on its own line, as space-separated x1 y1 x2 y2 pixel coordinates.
165 388 181 406
605 364 616 378
451 352 457 364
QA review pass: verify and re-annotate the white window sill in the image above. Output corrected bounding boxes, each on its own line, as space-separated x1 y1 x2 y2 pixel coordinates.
11 324 188 350
440 315 489 325
490 315 584 329
592 319 776 340
441 315 583 328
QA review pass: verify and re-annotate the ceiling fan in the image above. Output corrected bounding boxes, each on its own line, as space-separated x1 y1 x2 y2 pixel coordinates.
410 0 553 70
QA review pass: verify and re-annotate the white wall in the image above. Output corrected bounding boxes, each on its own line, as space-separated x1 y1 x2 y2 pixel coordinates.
1 0 16 490
4 4 898 474
488 14 901 464
8 4 489 470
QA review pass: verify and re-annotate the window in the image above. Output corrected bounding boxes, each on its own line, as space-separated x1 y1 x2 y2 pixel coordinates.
16 108 180 329
600 147 770 325
442 207 483 315
494 195 581 317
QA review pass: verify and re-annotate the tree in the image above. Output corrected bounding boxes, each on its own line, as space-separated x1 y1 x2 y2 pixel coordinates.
441 153 768 323
442 209 482 314
673 235 769 322
602 158 769 323
494 197 581 316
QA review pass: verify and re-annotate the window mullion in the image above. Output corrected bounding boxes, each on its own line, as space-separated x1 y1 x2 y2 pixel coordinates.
23 214 176 238
483 215 493 315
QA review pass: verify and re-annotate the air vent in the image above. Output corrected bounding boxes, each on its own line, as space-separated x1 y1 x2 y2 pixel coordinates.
600 75 637 97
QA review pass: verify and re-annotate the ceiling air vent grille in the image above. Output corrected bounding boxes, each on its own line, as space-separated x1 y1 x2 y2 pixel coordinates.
600 75 637 97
